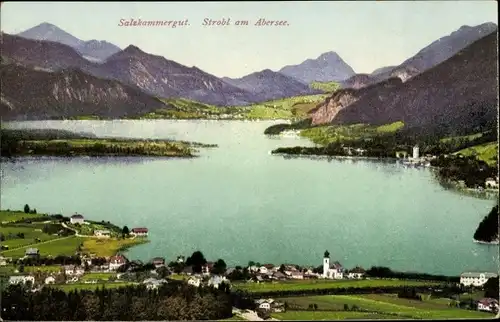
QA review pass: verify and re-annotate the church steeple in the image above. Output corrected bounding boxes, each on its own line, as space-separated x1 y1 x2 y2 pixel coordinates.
324 250 330 258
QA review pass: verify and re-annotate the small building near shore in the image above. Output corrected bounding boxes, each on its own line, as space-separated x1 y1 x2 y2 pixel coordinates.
109 255 128 271
94 230 111 238
9 275 35 285
130 227 148 237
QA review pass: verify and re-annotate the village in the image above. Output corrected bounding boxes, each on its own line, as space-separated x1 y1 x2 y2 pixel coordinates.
2 241 499 316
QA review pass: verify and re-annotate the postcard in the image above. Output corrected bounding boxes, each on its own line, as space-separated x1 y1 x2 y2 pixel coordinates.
0 1 498 321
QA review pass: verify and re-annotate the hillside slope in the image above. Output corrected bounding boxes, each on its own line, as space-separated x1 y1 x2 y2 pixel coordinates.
0 64 167 120
321 31 498 137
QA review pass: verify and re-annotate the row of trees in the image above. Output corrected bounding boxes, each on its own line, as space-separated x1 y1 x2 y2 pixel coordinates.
167 251 228 275
1 283 233 320
365 266 460 283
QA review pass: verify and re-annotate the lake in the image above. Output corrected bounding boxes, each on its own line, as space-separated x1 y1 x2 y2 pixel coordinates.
1 120 498 275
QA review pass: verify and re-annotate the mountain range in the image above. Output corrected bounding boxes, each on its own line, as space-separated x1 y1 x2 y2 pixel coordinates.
278 51 356 84
1 21 497 129
17 22 121 62
341 22 498 89
222 69 320 101
310 29 498 137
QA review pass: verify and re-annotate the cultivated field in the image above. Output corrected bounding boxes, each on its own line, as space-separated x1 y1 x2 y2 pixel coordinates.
274 294 493 320
233 278 441 293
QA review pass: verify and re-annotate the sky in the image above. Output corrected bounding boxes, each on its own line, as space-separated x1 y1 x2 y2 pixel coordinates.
1 1 497 78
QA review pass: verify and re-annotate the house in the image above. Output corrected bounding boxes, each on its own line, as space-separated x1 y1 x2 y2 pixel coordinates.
25 248 40 258
255 299 285 313
477 298 499 312
208 275 229 289
460 272 498 287
70 214 85 224
187 277 201 287
9 275 35 285
485 178 499 189
94 230 111 238
322 251 344 279
143 278 167 290
248 265 259 272
348 266 366 279
151 257 165 268
182 266 193 275
272 271 287 280
63 265 85 276
44 276 56 284
0 256 7 266
130 227 148 237
109 255 127 271
290 271 304 280
225 267 236 276
203 262 214 274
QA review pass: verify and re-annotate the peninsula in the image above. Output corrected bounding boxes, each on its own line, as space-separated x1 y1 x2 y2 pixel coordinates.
0 128 217 158
474 205 499 244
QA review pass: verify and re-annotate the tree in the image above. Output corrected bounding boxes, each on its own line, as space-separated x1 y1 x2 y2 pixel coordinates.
279 264 286 273
484 277 499 299
211 259 227 275
248 261 255 267
24 204 30 214
121 226 130 237
186 251 207 273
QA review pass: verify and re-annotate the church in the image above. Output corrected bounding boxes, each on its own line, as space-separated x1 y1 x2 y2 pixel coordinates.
322 250 344 279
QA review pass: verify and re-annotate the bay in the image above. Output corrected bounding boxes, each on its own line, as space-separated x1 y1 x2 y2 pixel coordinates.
1 120 497 275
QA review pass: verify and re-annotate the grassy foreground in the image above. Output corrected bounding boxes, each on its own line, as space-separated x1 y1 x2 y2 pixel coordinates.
274 294 492 320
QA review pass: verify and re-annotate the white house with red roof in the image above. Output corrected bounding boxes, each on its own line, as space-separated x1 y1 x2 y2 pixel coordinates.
109 255 127 271
477 298 499 313
130 227 148 237
70 213 85 224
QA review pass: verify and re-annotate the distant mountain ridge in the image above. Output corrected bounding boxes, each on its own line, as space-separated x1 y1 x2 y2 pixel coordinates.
222 69 320 101
310 30 498 137
17 22 121 61
1 32 259 106
367 22 498 86
278 51 356 84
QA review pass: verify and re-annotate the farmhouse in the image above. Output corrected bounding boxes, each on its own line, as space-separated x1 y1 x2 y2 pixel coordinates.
130 227 148 237
143 278 168 290
255 299 285 313
485 178 499 189
347 266 366 279
25 248 40 258
187 277 201 287
477 298 499 313
109 255 127 271
151 257 166 268
9 275 35 285
94 230 111 238
63 265 85 276
460 272 498 287
70 214 85 224
44 276 56 284
203 262 214 274
0 256 8 266
208 275 228 289
322 251 344 279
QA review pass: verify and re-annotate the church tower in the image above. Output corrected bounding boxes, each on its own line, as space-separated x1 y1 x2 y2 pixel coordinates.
323 250 330 278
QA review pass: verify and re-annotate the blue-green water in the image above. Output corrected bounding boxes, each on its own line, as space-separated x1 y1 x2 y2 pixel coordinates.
1 120 498 275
